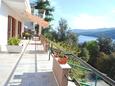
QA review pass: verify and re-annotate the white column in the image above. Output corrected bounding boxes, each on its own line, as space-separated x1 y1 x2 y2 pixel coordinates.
43 10 46 18
21 22 24 33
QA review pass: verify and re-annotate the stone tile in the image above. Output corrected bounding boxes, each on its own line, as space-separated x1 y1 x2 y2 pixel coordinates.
0 40 58 86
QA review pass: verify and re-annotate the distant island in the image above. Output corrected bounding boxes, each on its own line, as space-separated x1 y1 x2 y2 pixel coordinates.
71 28 115 39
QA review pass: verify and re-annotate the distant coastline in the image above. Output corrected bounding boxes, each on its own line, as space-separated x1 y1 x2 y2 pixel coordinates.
78 35 115 43
71 28 115 39
78 35 97 43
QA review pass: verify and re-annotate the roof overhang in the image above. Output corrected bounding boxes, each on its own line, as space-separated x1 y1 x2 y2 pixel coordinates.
24 11 49 28
2 0 31 13
2 0 48 28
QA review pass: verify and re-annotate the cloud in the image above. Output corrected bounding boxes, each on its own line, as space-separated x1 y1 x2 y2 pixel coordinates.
68 14 115 29
51 0 115 29
112 9 115 13
50 0 57 6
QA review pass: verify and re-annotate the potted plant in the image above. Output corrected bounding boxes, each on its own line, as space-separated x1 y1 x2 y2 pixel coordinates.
58 52 68 64
52 49 60 58
22 32 31 39
7 37 23 53
25 32 31 39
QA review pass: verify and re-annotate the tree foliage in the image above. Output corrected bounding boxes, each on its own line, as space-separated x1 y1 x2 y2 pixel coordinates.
80 36 115 80
35 0 54 36
111 41 115 52
77 36 115 81
95 52 115 80
66 31 78 46
35 0 54 22
79 48 90 62
97 36 113 54
54 18 78 46
57 18 68 41
85 41 100 67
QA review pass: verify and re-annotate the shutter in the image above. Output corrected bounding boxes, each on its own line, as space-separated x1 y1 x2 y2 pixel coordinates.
8 16 11 39
12 17 16 37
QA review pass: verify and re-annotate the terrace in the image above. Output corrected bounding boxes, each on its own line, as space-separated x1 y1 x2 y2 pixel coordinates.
0 0 115 85
0 36 115 86
0 37 72 86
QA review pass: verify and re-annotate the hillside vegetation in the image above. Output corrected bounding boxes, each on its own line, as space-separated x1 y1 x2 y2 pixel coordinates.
44 18 115 81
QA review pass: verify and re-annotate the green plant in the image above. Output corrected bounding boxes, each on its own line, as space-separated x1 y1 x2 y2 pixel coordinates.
25 32 30 36
8 37 20 45
58 51 65 58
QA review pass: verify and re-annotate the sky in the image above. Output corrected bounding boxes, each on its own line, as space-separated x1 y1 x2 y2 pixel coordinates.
30 0 115 29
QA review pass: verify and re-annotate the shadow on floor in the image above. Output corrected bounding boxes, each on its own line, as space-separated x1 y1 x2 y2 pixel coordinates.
0 52 20 54
29 43 42 45
12 72 58 86
25 50 47 54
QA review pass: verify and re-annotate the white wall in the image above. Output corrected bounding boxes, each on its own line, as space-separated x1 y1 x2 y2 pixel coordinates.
0 2 24 51
0 2 8 46
25 0 31 13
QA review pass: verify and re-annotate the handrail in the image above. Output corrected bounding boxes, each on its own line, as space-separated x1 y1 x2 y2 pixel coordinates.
40 35 49 51
70 54 115 86
49 41 115 86
69 63 92 71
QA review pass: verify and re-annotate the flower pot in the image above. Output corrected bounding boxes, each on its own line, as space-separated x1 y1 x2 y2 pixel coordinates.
58 56 68 64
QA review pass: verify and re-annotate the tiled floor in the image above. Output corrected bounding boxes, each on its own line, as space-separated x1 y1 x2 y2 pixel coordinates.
0 40 58 86
0 53 20 86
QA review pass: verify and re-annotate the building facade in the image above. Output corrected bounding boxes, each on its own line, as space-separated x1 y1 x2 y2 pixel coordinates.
0 0 48 51
0 0 31 51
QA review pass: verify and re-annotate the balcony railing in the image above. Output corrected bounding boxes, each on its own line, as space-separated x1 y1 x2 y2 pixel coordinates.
51 45 115 86
40 35 49 52
40 35 115 86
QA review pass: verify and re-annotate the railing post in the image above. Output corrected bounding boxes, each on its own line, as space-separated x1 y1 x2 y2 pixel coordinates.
95 75 98 86
48 43 53 60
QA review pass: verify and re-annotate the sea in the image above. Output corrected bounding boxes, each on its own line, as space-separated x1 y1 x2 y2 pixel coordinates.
78 35 115 43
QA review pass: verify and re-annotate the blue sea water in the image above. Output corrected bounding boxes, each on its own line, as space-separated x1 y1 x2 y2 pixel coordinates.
78 35 115 43
78 35 97 43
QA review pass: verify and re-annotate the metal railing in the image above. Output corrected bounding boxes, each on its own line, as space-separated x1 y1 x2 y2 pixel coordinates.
39 35 115 86
40 35 49 52
67 54 115 86
49 42 115 86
